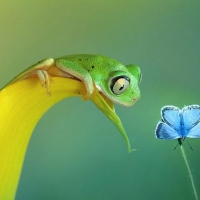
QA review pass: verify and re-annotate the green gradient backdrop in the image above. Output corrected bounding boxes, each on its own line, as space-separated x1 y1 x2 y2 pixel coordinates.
1 1 200 199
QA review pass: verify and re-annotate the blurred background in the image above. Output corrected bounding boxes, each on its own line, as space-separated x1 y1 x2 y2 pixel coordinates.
1 1 200 199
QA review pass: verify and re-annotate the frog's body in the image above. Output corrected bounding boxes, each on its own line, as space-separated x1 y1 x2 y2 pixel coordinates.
7 54 141 106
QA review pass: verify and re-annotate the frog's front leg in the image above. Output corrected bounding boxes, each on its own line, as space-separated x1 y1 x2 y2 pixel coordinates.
56 59 94 99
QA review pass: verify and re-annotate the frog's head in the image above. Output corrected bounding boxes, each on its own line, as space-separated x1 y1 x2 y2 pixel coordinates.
97 64 141 107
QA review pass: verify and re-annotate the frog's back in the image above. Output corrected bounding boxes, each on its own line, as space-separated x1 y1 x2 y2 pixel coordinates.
55 54 122 72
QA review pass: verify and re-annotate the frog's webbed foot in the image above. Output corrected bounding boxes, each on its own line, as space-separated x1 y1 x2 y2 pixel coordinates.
35 70 54 96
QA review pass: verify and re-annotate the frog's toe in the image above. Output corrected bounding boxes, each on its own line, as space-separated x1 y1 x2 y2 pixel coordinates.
36 70 53 96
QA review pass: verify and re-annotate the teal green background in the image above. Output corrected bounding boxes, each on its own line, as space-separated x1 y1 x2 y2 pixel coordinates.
1 1 200 199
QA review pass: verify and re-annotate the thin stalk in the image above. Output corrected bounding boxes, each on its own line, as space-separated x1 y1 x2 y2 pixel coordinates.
179 140 199 200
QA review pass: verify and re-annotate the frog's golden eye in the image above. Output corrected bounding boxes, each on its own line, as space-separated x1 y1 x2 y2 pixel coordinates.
110 76 130 95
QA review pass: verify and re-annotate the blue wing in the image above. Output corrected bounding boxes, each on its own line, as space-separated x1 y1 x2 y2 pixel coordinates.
182 105 200 131
182 105 200 138
155 122 180 140
187 123 200 138
161 106 180 130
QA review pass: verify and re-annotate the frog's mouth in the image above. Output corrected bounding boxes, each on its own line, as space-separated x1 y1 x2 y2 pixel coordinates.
99 92 139 107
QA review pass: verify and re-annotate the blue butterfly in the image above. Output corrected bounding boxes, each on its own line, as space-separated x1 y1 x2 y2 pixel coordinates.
155 105 200 141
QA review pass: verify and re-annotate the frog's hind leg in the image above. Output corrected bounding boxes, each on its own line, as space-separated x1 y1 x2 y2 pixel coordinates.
36 69 54 96
8 58 55 96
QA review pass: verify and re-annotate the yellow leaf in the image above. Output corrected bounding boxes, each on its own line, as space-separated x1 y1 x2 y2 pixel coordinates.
0 77 132 199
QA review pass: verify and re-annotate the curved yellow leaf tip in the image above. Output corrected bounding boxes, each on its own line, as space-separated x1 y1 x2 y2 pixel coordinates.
89 90 134 153
0 77 133 199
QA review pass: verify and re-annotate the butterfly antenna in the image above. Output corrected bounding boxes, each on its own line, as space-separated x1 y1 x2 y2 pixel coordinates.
174 138 183 150
186 140 193 151
173 143 179 150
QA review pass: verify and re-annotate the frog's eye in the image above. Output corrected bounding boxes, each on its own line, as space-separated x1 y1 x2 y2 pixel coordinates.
110 76 130 95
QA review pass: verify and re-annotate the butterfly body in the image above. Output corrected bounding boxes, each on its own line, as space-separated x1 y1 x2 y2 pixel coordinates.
155 105 200 140
178 112 189 138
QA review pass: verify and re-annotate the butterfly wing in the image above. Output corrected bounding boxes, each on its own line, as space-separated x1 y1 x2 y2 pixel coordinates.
187 123 200 138
155 122 180 140
155 106 181 140
161 106 180 131
183 105 200 138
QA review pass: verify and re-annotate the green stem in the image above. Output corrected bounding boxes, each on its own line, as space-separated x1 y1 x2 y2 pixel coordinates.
179 142 199 200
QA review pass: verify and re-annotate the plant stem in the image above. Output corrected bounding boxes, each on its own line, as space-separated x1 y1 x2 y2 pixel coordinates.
179 141 199 200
